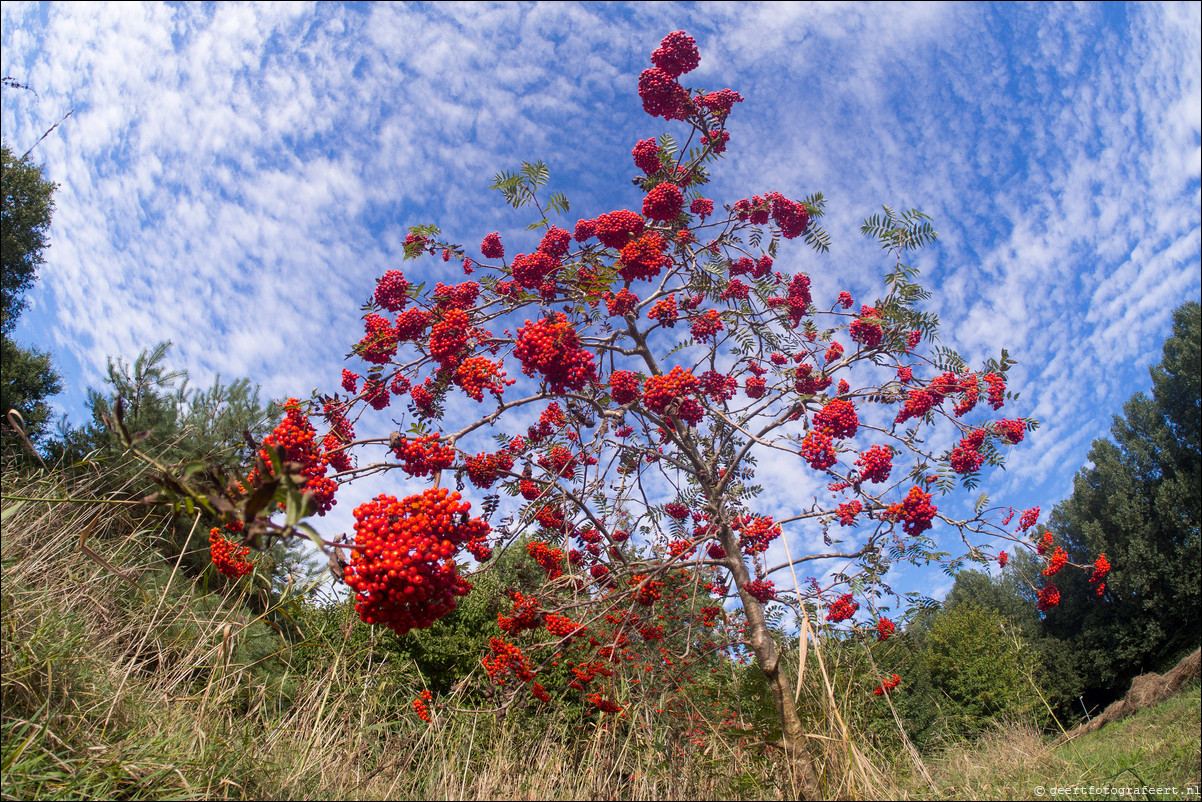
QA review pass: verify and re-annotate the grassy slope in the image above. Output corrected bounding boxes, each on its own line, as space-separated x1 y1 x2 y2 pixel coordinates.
897 684 1201 800
3 459 1198 800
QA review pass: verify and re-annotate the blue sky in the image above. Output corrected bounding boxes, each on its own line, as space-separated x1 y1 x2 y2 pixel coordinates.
2 2 1199 607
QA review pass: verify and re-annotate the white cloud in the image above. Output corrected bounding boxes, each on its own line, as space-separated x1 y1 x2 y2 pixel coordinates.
2 2 1198 607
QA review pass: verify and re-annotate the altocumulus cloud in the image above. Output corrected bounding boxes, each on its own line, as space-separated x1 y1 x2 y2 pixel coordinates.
1 2 1197 600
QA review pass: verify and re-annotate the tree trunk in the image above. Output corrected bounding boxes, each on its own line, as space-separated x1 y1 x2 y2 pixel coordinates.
720 524 823 798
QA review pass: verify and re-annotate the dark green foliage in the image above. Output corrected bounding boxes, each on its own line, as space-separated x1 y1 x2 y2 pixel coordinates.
1 141 61 457
1042 302 1200 703
0 336 61 455
1 142 56 335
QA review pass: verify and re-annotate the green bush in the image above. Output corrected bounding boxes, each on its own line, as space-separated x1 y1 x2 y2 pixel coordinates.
922 603 1043 738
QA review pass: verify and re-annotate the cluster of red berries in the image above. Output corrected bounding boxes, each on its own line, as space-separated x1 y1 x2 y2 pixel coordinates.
604 288 639 318
984 373 1006 409
345 489 489 636
321 402 355 473
1036 585 1060 612
637 32 698 120
666 539 695 559
393 307 431 343
885 486 938 536
825 341 844 364
995 418 1027 444
664 502 690 520
586 209 644 249
793 363 830 396
209 526 253 578
998 550 1008 568
498 591 543 634
895 389 938 424
412 689 433 722
585 693 624 714
698 87 743 120
538 226 571 259
545 613 584 638
643 182 684 222
527 540 565 580
849 314 883 348
617 232 671 282
876 617 895 641
735 515 781 554
431 281 480 311
463 449 515 490
511 250 559 291
1042 546 1068 577
483 636 535 685
1017 506 1040 532
538 445 578 480
513 313 598 394
392 433 455 478
428 308 473 368
363 377 390 411
608 370 640 406
358 314 399 365
874 674 901 696
716 280 747 306
768 192 811 239
855 445 893 484
536 503 569 534
729 255 774 279
630 574 666 605
632 138 661 174
374 270 410 312
765 273 812 327
826 593 859 622
949 429 987 474
651 30 700 77
642 366 700 418
815 399 859 439
953 374 980 416
480 231 504 259
744 579 776 603
1089 554 1110 595
801 430 836 470
453 356 511 402
700 370 738 402
689 198 713 220
250 399 338 515
837 501 863 527
1036 530 1054 555
745 376 766 399
648 294 678 327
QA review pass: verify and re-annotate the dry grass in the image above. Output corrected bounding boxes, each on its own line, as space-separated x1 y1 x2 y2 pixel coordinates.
0 458 802 799
7 456 1194 800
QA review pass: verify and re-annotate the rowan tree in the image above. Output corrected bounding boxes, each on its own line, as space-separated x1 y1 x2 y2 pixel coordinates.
155 31 1110 797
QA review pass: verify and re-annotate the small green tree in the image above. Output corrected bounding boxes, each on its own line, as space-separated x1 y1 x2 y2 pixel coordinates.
942 564 1081 723
922 603 1043 737
50 342 298 585
55 340 275 471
